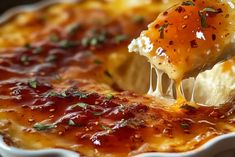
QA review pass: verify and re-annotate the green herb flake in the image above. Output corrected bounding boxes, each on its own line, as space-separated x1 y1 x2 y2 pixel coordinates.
94 59 102 65
47 91 58 97
93 111 104 116
118 104 125 112
33 123 55 131
67 23 81 36
180 122 190 129
54 75 62 82
46 55 56 62
90 38 99 46
20 55 30 65
198 11 207 28
100 125 112 131
61 91 67 97
106 93 113 100
182 1 195 6
81 31 107 47
28 80 37 89
68 119 76 126
49 34 60 42
24 43 32 49
81 38 90 47
32 47 43 54
202 7 219 13
73 92 88 98
132 15 145 24
158 22 169 39
59 40 77 49
97 33 106 43
114 34 128 43
70 102 88 109
199 7 221 28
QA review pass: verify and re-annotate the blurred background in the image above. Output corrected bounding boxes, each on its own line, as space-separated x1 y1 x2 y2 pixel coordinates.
0 0 41 14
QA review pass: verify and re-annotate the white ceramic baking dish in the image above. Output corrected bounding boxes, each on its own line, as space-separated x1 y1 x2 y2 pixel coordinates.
0 0 234 157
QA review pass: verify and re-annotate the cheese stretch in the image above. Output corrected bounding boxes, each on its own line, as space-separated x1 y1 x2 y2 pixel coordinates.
129 0 235 105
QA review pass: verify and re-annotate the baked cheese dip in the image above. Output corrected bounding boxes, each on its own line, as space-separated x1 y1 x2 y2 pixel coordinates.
0 0 233 157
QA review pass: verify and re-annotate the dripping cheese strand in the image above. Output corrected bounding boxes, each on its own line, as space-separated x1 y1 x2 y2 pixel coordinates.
148 63 187 101
148 63 165 97
190 78 196 102
152 68 163 96
148 63 192 103
166 79 174 98
147 63 154 94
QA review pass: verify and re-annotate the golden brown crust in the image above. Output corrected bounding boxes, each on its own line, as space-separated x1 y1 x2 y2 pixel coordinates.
0 1 234 157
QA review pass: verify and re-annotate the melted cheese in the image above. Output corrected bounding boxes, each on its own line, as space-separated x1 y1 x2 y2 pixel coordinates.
129 0 235 103
0 1 234 157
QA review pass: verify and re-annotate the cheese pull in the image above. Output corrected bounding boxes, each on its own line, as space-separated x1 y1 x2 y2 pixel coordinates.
129 0 235 81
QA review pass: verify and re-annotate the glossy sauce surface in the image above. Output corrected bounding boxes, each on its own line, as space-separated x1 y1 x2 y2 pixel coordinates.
144 0 234 80
0 1 234 157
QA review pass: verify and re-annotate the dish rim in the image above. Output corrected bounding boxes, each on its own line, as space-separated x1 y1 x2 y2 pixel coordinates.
0 0 234 156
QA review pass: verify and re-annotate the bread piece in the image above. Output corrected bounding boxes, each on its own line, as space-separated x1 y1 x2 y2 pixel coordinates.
129 0 235 80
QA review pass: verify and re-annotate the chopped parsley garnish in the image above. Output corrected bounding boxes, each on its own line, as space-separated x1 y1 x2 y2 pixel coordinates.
61 91 67 97
45 55 56 62
93 59 102 65
46 91 58 97
180 122 190 129
198 11 207 28
114 34 128 43
33 123 55 131
202 7 220 13
67 23 81 36
132 15 145 24
46 90 88 99
24 43 32 49
20 55 30 65
28 80 37 89
199 7 222 28
54 74 62 82
70 102 88 109
182 1 195 6
68 119 76 126
118 104 125 112
49 34 60 42
158 22 169 39
93 111 105 116
59 40 78 49
97 33 106 43
81 38 90 47
32 47 43 54
72 91 88 98
81 30 107 47
100 125 112 131
90 38 99 46
106 93 113 100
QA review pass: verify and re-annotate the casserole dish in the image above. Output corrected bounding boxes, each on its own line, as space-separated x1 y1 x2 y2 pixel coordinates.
0 0 234 157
